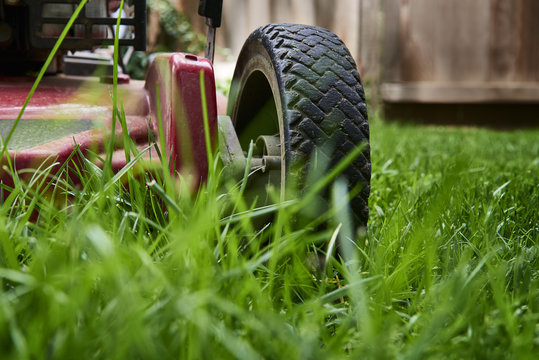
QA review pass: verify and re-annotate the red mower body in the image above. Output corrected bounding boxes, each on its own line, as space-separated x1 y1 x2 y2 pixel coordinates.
0 53 218 189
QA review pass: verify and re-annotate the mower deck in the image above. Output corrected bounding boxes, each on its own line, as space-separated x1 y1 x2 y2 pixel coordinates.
0 53 218 189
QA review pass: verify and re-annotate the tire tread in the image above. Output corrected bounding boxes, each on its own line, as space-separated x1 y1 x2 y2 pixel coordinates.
242 24 371 226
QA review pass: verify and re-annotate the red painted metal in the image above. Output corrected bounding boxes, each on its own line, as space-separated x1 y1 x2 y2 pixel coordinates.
0 52 218 189
145 53 218 187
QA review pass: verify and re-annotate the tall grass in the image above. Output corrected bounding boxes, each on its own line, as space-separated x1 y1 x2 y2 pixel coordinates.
1 115 537 359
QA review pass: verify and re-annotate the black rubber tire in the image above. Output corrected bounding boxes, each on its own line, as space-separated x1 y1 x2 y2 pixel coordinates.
228 23 370 227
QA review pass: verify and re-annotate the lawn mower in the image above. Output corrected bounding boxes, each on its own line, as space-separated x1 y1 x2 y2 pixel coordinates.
0 0 370 227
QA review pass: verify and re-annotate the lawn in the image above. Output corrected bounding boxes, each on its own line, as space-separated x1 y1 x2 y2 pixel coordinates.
0 117 537 359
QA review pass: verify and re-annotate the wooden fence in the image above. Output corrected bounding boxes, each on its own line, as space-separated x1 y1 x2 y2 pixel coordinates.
176 0 371 75
173 0 539 118
381 0 539 104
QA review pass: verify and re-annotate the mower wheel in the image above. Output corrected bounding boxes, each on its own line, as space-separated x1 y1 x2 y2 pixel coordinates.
228 23 370 227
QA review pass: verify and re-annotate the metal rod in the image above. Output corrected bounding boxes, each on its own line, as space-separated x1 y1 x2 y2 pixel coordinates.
205 21 216 63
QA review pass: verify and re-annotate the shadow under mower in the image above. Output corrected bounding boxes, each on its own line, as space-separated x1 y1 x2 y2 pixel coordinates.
0 0 370 228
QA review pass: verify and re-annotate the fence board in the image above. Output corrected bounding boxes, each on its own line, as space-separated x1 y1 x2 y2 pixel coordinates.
381 0 400 82
359 0 381 81
516 0 539 81
488 0 519 81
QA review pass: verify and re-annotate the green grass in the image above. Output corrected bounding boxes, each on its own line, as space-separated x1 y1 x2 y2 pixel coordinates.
0 115 537 359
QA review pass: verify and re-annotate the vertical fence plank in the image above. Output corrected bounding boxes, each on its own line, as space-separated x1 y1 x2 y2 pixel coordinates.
333 0 360 62
359 0 381 78
516 0 539 81
381 0 401 83
488 0 519 81
291 0 317 25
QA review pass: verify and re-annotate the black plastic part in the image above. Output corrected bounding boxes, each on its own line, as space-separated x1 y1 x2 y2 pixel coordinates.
23 0 146 51
198 0 223 27
63 55 114 76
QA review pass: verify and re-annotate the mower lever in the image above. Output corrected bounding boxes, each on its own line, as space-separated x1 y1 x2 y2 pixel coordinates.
198 0 223 62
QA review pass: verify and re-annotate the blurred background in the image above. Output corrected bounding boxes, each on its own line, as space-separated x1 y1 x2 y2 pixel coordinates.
147 0 539 126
